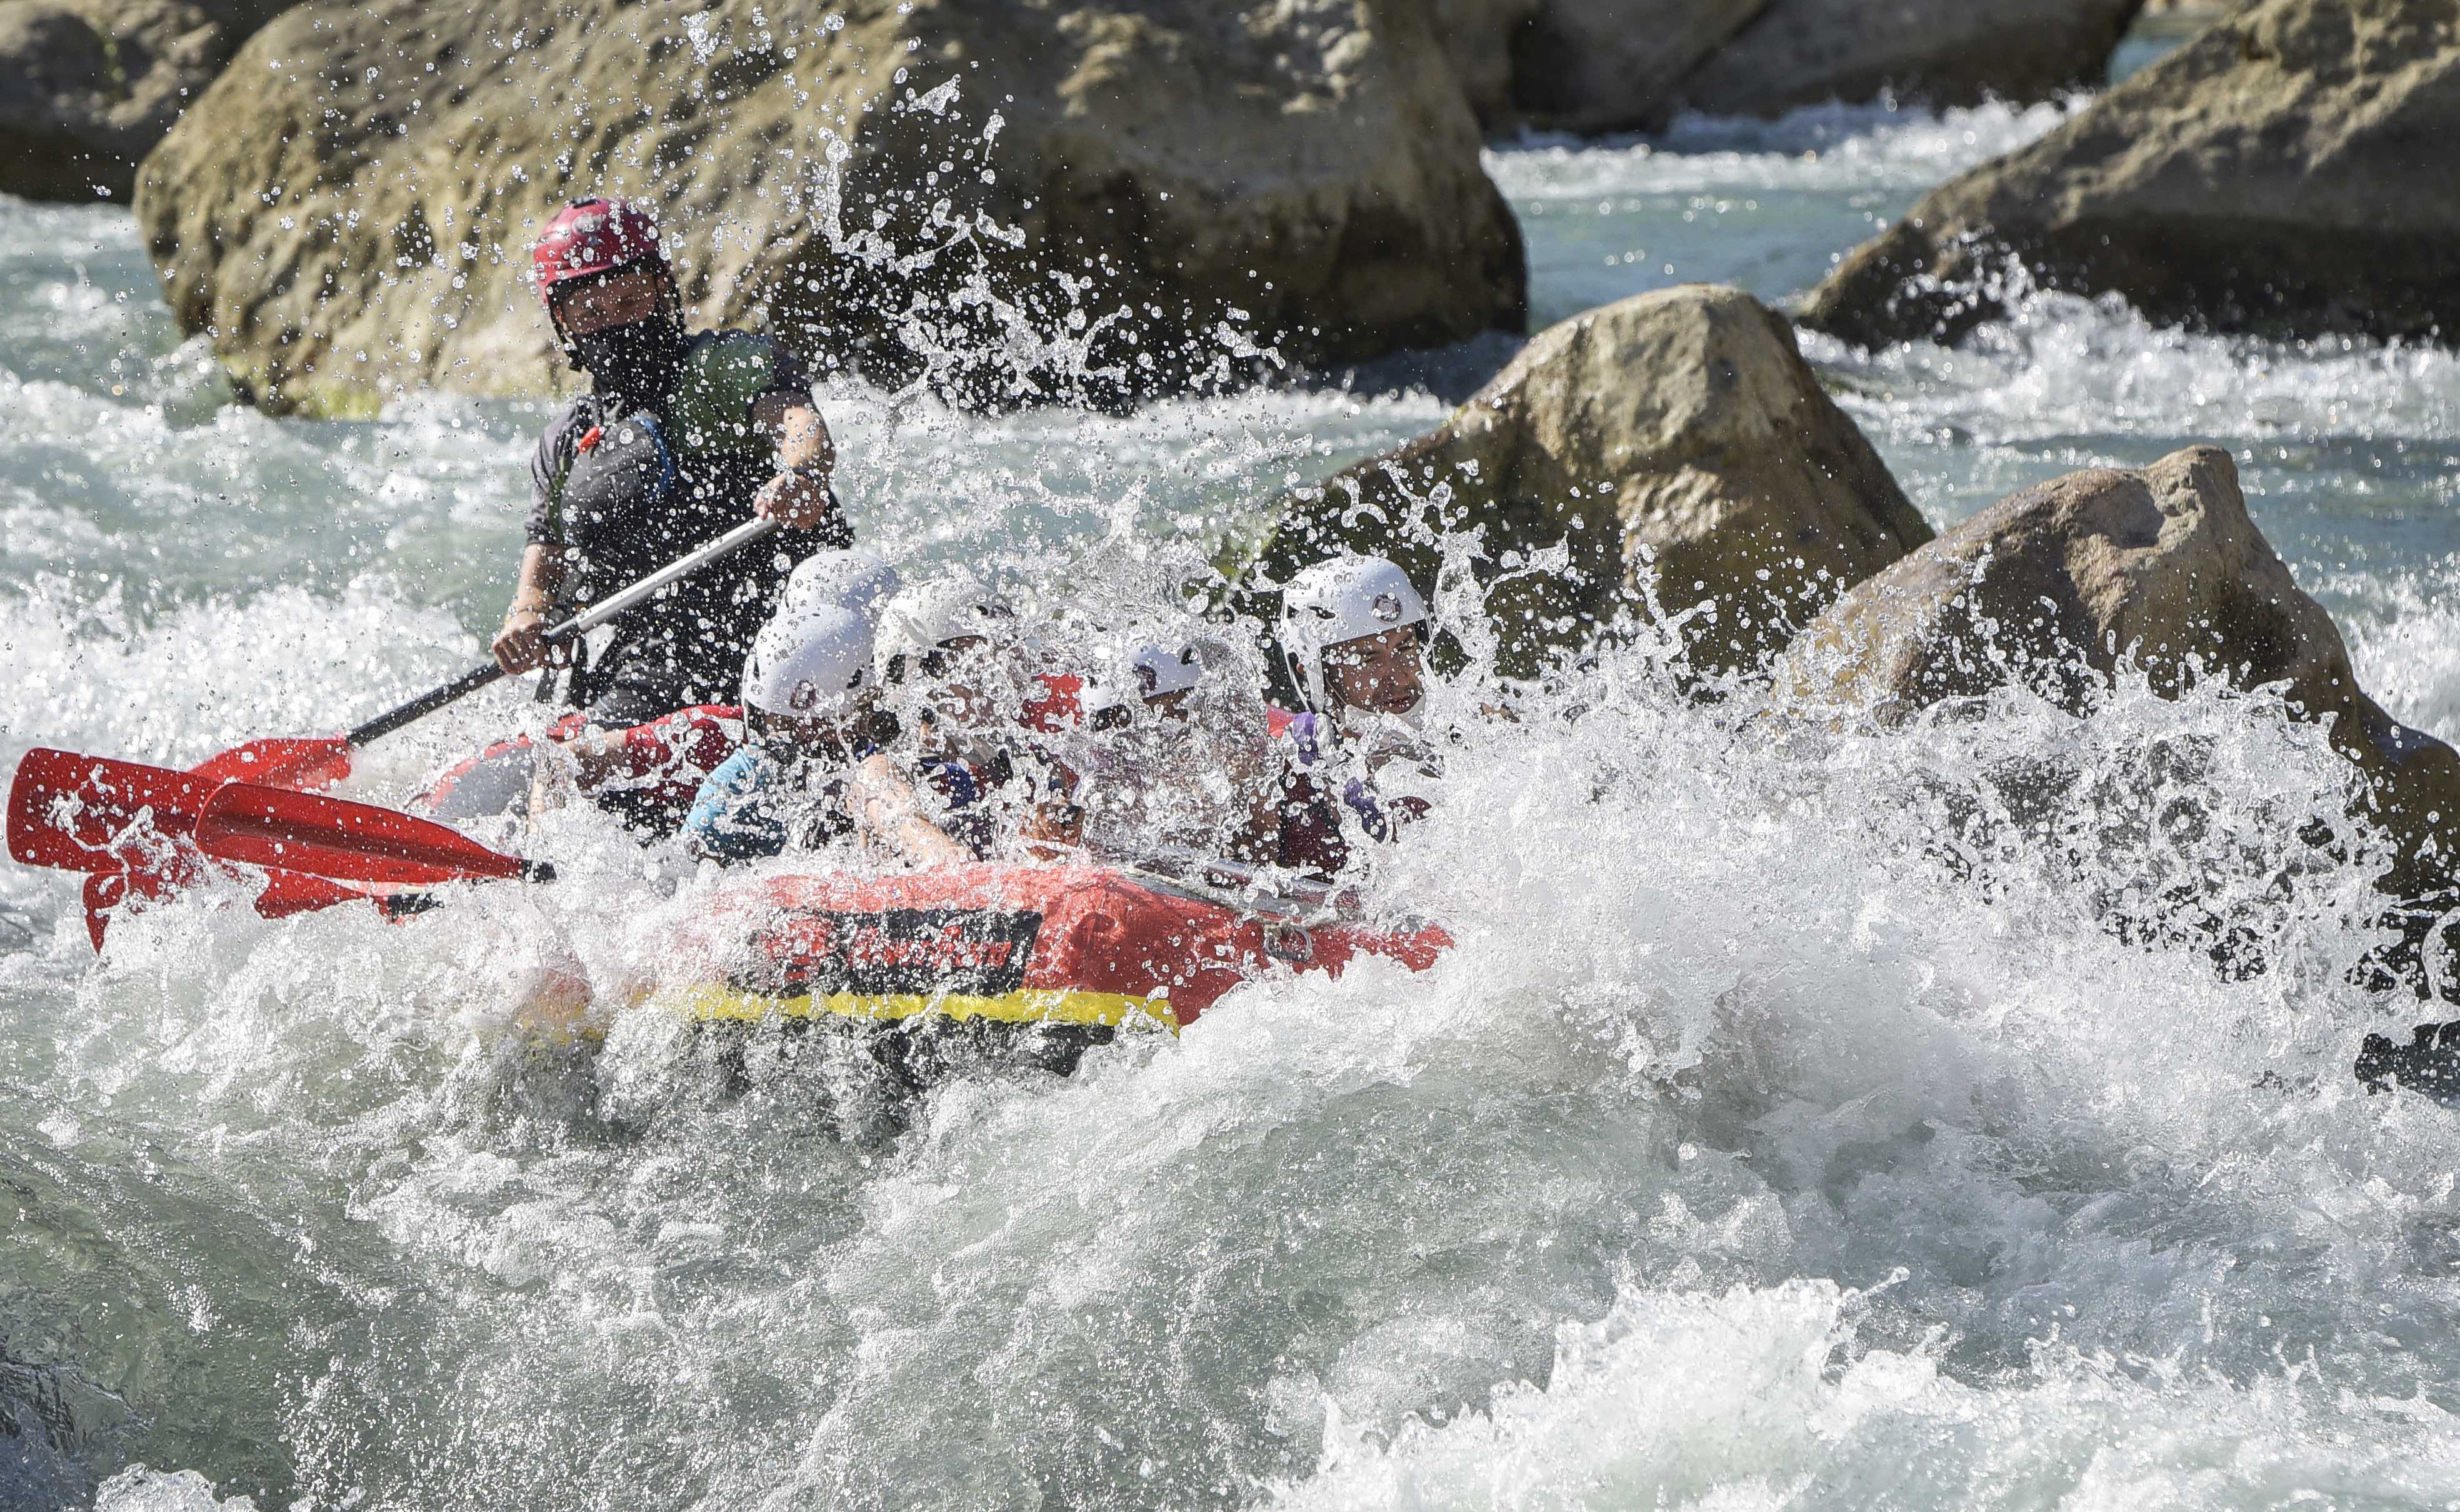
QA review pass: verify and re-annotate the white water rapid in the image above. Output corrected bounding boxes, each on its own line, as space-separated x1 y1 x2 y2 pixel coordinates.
10 32 2460 1512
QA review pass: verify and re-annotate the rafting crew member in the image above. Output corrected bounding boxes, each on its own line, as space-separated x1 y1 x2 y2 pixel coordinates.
682 605 969 866
876 575 1088 857
1074 637 1274 860
1239 554 1443 877
491 196 852 724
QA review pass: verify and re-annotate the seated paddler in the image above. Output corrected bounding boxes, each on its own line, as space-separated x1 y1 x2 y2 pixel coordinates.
490 196 853 724
682 604 969 868
1241 554 1444 877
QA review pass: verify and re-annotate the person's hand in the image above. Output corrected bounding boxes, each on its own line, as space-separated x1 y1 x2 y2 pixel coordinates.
754 469 834 529
492 607 551 674
1020 802 1085 861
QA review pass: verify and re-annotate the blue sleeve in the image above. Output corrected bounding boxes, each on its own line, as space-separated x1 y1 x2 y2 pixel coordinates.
682 749 789 863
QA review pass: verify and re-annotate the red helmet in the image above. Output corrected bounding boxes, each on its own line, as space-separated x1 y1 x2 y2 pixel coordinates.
531 197 668 304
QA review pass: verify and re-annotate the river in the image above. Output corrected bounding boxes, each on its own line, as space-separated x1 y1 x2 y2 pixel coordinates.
9 14 2460 1510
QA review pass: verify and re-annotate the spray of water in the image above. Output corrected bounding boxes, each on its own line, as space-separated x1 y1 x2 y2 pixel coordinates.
11 76 2460 1512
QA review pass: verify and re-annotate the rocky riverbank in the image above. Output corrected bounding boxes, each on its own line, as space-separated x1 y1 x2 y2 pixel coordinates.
1802 0 2460 349
2 0 2167 409
135 0 1527 415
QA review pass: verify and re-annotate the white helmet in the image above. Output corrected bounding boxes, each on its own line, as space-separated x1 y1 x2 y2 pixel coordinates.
879 574 1017 679
742 604 876 720
779 548 901 624
1278 555 1430 713
1131 640 1204 700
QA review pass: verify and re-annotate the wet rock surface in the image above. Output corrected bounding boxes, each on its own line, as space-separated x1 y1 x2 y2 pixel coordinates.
1672 0 2146 118
1778 444 2460 891
134 0 1526 415
0 0 289 201
1262 284 1930 677
1799 0 2460 349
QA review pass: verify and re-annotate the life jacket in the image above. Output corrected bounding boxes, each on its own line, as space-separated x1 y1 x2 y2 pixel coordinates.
1261 708 1429 876
1019 672 1084 735
541 332 835 699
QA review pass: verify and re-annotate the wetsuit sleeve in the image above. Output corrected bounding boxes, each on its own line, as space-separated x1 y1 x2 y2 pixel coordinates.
682 749 789 864
526 402 587 545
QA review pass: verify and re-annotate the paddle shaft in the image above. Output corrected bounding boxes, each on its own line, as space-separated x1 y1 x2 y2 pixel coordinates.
346 517 784 747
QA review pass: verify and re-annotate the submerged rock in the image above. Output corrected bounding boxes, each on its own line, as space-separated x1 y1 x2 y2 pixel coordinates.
1260 284 1931 678
1799 0 2460 349
0 0 288 202
135 0 1525 416
1778 445 2460 891
1672 0 2144 118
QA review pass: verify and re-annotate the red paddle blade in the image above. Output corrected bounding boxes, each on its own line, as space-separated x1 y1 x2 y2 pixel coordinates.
196 782 544 887
82 859 378 952
9 748 216 872
191 737 353 791
84 870 124 951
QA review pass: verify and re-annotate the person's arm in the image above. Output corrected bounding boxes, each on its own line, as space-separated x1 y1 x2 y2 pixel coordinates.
749 392 844 534
545 722 638 792
1229 781 1286 865
846 752 972 867
492 543 570 674
496 419 579 674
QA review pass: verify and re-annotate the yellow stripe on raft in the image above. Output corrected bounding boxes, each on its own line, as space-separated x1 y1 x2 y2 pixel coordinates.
674 984 1176 1032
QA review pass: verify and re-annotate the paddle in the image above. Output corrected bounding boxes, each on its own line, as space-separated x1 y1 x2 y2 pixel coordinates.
11 515 785 859
8 748 219 872
82 860 376 950
194 782 552 888
232 514 785 788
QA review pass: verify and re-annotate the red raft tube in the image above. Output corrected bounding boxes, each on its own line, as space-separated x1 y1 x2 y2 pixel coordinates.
661 858 1451 1033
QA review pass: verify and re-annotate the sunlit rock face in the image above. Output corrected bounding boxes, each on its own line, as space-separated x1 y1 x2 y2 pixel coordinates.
1799 0 2460 351
1260 284 1929 679
133 0 1528 416
1779 444 2460 893
0 0 292 202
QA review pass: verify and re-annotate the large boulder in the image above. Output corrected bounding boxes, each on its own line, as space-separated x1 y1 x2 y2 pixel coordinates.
1671 0 2146 118
1427 0 1769 132
0 0 289 201
1799 0 2460 350
134 0 1527 417
1259 284 1932 678
1778 445 2460 892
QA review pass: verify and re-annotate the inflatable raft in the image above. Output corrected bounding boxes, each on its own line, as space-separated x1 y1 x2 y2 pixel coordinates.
661 858 1449 1033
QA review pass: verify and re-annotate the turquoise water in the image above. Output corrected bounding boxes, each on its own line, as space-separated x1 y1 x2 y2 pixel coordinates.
10 19 2460 1511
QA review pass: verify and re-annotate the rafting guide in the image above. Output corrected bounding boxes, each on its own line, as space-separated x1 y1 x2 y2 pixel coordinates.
494 197 852 722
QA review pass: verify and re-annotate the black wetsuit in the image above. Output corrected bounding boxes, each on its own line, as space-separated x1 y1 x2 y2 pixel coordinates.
527 329 852 724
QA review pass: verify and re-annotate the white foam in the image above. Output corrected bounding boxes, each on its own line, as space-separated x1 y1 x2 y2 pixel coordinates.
1486 97 2078 203
1808 289 2460 449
